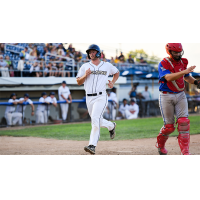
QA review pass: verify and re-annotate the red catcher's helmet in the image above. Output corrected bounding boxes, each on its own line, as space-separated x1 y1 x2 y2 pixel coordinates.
165 43 183 55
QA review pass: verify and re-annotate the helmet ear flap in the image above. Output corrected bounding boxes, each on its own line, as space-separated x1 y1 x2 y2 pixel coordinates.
96 52 101 58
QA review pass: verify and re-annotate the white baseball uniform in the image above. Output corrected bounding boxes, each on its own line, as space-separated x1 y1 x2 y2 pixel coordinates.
125 103 139 119
36 97 48 123
5 99 22 125
16 98 33 125
109 92 118 120
58 86 71 120
118 103 129 118
46 96 57 116
77 61 119 146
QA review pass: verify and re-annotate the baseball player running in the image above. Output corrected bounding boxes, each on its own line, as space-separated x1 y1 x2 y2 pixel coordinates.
156 43 200 155
76 44 119 155
5 93 22 126
16 93 34 125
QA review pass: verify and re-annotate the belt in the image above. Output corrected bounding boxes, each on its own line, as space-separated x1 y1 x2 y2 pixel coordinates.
87 92 102 97
161 91 175 94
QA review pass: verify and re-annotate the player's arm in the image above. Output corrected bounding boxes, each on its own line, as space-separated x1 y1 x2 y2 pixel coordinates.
164 66 196 82
68 94 72 104
30 104 35 116
108 72 120 88
77 68 91 85
184 75 196 84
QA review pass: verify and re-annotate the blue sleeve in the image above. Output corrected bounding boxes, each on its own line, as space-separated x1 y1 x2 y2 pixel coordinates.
184 73 189 77
158 62 171 81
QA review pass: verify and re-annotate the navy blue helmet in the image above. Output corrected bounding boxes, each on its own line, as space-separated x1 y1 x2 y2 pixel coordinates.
86 44 101 59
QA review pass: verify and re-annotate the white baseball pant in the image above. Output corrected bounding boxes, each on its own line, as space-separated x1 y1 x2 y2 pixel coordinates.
5 112 22 125
36 111 48 124
125 110 138 119
60 103 69 120
86 94 115 147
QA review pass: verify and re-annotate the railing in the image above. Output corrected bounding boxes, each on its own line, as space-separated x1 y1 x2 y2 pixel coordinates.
0 99 115 128
0 59 157 78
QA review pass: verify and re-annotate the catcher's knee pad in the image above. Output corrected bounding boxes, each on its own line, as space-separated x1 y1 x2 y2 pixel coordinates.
177 117 190 134
160 124 176 136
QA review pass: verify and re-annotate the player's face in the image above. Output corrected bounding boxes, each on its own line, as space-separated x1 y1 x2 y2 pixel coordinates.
12 95 16 100
89 50 98 60
50 95 54 99
24 97 28 101
171 51 183 61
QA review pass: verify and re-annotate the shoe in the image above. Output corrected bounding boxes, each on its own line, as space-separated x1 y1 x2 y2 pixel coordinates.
109 122 116 139
84 145 95 155
158 147 168 155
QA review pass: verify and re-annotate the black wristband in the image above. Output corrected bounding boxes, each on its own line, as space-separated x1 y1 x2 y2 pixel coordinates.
194 80 198 85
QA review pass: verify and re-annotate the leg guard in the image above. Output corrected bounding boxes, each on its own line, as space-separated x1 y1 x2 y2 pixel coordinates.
156 124 175 155
177 118 190 155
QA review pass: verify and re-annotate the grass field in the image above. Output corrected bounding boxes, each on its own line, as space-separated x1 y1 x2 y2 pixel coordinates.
0 116 200 141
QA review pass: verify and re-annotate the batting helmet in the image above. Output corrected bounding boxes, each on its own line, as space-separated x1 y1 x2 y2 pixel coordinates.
86 44 101 59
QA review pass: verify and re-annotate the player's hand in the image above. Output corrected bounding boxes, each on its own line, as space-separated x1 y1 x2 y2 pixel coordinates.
85 68 91 77
31 111 34 116
108 80 114 88
185 66 196 74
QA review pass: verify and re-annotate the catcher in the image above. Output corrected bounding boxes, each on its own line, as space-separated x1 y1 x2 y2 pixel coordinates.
156 43 200 155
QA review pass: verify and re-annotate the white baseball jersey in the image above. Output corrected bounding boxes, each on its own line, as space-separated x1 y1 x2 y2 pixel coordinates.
5 99 19 113
58 86 71 101
76 61 119 94
16 98 33 113
118 104 129 115
109 92 118 105
45 96 57 110
142 91 151 100
128 103 139 115
37 97 47 112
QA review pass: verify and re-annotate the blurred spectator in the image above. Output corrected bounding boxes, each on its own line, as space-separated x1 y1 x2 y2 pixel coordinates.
5 55 14 77
116 98 129 120
4 93 22 126
16 53 25 77
0 43 5 52
110 57 115 64
140 57 147 64
118 52 125 60
129 86 137 100
100 50 105 60
21 47 30 60
42 46 49 56
124 99 139 119
114 56 120 63
136 92 145 100
77 97 89 120
16 93 35 125
51 62 58 77
30 62 40 77
70 48 76 58
0 55 10 77
57 62 65 77
36 92 49 124
127 55 135 64
44 63 49 77
68 44 73 53
51 46 58 55
29 46 38 60
142 86 151 100
46 43 52 52
74 51 82 63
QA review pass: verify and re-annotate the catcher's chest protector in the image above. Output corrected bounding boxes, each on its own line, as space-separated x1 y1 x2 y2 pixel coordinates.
161 58 188 92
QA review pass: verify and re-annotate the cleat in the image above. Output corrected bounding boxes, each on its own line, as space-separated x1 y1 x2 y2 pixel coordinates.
158 147 168 155
84 145 95 155
109 122 116 139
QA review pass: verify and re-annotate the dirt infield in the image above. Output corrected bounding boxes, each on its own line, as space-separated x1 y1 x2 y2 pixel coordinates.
1 135 200 155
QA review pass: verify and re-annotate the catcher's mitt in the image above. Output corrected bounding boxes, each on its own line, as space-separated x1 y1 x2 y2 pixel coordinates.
194 79 200 89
